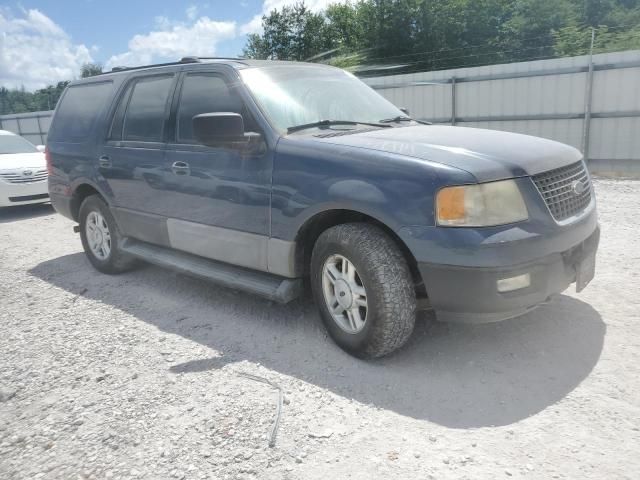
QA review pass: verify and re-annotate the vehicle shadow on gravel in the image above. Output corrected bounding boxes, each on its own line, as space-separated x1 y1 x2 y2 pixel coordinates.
0 203 54 223
30 253 605 429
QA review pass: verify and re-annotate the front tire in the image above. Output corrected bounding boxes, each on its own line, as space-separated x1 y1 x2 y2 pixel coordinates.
79 195 138 274
311 223 416 358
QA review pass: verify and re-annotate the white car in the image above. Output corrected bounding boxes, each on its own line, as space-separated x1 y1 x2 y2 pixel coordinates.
0 130 49 207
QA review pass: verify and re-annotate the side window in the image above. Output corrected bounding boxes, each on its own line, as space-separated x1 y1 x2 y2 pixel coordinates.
176 74 242 143
108 83 132 141
48 82 113 142
122 75 174 142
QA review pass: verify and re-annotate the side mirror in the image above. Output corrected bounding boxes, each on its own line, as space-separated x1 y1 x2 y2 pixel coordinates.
193 112 247 146
36 145 45 152
400 108 410 116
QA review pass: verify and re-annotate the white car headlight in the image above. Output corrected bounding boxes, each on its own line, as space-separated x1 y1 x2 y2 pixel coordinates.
436 179 528 227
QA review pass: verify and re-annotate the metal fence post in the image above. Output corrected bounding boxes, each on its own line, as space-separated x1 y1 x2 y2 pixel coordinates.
451 76 457 125
582 28 596 162
36 115 44 145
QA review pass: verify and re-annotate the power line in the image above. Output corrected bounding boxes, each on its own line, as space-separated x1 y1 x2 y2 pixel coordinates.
323 23 640 66
353 34 640 76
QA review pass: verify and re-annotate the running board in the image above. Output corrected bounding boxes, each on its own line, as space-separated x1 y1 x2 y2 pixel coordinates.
120 239 303 304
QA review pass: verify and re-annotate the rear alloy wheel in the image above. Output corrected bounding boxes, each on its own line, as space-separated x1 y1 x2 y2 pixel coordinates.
311 223 416 358
85 211 111 261
79 195 138 274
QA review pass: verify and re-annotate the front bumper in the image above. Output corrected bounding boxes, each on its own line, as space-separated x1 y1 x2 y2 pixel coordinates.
417 226 600 323
0 181 49 207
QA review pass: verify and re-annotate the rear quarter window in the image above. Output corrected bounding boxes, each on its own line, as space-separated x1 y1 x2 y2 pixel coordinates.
48 81 113 143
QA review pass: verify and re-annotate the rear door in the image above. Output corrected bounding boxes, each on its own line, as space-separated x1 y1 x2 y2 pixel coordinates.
99 73 177 244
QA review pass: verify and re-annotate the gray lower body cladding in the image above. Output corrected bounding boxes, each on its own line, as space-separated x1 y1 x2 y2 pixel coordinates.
120 238 303 304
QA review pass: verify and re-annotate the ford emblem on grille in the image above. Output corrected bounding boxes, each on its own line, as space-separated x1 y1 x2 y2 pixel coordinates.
571 180 587 196
22 170 33 177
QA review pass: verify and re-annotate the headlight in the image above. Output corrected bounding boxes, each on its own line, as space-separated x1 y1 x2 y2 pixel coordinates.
436 179 528 227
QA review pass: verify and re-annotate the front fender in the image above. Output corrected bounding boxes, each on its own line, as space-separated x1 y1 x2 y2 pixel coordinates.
270 136 475 241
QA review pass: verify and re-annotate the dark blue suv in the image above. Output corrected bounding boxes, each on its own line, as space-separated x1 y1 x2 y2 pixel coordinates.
47 57 599 358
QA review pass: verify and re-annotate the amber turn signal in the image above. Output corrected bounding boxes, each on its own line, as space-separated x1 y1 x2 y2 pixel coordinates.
436 186 466 223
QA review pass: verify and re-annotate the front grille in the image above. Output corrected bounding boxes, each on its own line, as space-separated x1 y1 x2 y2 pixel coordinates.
532 161 592 222
0 169 48 184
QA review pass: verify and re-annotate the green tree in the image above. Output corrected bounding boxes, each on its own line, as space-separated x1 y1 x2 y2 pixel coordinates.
500 0 576 61
80 63 103 78
242 0 640 74
243 2 332 60
0 80 70 115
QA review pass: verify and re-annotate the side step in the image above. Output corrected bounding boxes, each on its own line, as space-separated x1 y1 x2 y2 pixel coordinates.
120 239 303 304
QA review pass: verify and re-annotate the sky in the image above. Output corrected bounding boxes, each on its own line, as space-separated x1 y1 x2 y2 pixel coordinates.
0 0 339 90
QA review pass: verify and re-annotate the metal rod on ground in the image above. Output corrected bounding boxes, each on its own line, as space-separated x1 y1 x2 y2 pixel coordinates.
237 372 283 448
582 27 596 163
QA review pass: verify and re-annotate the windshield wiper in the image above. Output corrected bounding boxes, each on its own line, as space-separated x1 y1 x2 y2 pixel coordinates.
379 115 413 123
379 116 432 125
287 119 390 134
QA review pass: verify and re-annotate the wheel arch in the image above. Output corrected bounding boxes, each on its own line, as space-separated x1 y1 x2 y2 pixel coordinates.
294 209 426 296
69 182 107 221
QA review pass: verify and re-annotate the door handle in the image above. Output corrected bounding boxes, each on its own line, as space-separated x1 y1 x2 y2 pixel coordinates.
171 161 190 175
98 155 111 168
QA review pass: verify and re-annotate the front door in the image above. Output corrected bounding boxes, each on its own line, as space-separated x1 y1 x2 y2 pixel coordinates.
158 71 273 271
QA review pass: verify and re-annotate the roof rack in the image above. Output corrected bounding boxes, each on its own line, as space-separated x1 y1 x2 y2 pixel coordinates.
190 56 248 61
107 57 248 74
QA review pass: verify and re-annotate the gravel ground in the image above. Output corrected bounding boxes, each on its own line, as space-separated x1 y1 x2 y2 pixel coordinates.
1 178 639 480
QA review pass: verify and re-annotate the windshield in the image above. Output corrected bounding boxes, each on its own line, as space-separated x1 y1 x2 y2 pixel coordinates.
0 135 39 155
240 65 405 132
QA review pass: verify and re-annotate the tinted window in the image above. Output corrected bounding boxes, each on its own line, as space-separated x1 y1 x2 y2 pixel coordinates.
123 75 174 142
177 74 242 142
108 84 133 141
48 82 113 142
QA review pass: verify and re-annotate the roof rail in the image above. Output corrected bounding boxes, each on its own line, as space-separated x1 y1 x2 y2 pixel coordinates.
195 56 248 61
107 58 199 74
105 57 249 75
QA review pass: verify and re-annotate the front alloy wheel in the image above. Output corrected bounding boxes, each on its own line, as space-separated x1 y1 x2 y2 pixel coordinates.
311 223 416 358
322 254 368 334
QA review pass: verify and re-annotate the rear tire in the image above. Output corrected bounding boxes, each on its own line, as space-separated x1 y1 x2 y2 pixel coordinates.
78 195 138 274
310 223 416 358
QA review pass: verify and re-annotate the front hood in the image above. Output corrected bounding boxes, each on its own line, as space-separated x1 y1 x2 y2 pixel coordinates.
0 152 46 171
310 125 582 182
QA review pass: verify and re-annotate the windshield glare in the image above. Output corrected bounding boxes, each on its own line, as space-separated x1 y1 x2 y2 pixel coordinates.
240 66 404 132
0 135 39 155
